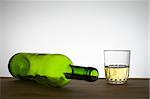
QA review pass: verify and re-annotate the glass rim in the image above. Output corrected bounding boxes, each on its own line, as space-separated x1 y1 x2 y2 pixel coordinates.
104 50 131 52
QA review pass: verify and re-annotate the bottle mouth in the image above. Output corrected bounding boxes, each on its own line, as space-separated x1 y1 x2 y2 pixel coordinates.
90 70 99 77
85 67 99 82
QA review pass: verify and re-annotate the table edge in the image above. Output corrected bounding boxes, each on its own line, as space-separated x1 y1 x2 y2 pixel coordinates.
0 77 150 80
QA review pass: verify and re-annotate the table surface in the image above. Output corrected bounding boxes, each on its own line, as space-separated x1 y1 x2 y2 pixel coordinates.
1 77 149 99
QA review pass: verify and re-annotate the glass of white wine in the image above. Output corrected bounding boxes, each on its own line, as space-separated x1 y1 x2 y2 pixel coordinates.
104 50 130 84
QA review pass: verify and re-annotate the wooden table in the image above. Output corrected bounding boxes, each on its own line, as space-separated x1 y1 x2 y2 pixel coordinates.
1 77 149 99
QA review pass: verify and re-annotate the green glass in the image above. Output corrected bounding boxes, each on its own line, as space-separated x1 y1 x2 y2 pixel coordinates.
8 53 99 87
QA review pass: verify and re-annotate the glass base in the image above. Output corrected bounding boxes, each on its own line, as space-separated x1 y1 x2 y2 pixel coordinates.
107 80 127 84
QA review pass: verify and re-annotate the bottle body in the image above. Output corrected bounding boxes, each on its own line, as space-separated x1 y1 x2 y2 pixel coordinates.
9 53 99 87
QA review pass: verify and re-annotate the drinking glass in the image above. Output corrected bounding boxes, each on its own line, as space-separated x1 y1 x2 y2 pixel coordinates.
104 50 130 84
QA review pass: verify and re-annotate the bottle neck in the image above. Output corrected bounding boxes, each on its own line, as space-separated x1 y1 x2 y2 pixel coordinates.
64 65 99 82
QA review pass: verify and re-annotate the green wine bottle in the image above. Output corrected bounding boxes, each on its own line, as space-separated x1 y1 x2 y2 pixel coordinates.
8 53 99 87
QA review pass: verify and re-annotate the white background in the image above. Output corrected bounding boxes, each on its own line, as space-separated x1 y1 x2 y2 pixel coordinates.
0 0 149 78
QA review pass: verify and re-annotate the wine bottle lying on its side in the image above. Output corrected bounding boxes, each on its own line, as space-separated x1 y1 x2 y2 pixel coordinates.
8 53 99 88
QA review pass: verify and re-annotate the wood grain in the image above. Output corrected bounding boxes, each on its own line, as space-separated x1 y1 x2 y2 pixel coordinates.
0 77 149 99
